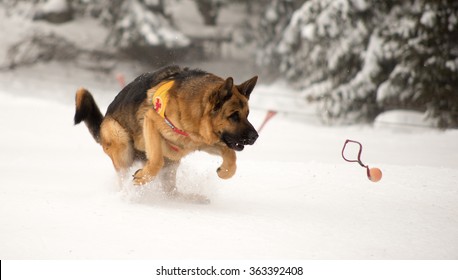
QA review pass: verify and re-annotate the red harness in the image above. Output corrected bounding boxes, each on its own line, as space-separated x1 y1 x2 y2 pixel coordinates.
164 116 189 137
163 116 189 152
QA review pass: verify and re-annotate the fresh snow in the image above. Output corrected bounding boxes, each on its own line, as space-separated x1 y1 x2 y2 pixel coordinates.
1 76 458 259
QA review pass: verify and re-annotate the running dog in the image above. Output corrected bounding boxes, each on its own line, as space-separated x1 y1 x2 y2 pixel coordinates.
74 65 258 192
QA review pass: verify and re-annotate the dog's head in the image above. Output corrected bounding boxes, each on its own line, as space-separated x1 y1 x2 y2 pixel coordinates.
209 76 259 151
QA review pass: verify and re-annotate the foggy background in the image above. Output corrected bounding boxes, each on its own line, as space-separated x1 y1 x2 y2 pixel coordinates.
1 0 457 128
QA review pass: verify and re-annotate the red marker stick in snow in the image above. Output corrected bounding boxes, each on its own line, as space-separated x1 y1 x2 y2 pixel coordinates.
258 110 277 133
342 139 382 182
116 73 126 88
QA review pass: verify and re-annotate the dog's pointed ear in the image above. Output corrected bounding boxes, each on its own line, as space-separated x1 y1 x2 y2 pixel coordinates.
210 77 234 112
236 76 258 99
224 76 234 92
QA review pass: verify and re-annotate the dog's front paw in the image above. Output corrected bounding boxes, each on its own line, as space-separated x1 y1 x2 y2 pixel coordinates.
217 165 236 179
133 168 154 186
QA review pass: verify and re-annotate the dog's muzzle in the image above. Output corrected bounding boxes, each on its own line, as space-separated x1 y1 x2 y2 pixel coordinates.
222 129 258 151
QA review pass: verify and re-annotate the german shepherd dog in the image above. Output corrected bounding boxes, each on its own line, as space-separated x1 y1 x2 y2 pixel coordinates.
74 65 258 193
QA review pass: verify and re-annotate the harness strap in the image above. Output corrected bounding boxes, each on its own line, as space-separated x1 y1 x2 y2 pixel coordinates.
164 116 189 137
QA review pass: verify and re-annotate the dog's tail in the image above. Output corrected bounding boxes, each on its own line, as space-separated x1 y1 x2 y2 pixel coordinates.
74 88 104 143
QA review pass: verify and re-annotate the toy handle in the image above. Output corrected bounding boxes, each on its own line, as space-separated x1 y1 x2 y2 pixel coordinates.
342 139 371 178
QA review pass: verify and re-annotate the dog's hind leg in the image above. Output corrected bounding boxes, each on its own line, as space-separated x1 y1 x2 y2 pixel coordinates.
100 118 134 184
133 109 164 185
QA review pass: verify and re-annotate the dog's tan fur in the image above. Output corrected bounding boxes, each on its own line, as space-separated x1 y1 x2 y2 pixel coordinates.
74 66 258 192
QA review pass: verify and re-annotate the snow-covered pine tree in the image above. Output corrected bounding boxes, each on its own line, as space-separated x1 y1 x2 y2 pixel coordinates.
376 0 458 128
264 0 458 127
275 0 395 123
101 0 190 63
33 0 73 23
256 0 305 77
2 0 190 66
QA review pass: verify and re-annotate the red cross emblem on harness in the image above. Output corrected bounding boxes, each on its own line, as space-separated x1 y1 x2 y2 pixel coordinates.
154 97 162 112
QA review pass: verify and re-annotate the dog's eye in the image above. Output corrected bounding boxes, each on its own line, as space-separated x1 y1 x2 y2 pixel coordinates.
228 112 240 123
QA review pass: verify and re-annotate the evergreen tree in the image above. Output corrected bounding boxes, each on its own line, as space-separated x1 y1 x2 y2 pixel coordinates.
377 0 458 128
261 0 458 127
3 0 190 65
89 0 190 55
256 0 305 77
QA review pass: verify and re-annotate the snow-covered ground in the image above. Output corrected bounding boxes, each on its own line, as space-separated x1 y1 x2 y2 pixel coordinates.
1 66 457 260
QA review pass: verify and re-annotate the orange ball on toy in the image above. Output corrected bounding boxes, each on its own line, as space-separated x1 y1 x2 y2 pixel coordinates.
368 167 382 182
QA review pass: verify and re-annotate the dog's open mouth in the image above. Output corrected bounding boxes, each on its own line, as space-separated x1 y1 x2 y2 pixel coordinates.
221 131 258 151
226 141 245 151
221 133 246 151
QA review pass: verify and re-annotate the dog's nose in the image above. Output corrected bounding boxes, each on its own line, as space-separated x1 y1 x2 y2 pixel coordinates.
244 130 258 145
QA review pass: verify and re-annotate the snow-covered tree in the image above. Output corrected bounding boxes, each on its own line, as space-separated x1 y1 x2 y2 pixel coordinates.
268 0 393 123
376 0 458 128
2 0 190 66
103 0 189 50
262 0 458 128
256 0 305 77
33 0 73 23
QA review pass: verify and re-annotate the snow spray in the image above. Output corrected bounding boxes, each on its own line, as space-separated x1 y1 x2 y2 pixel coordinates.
341 139 382 182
